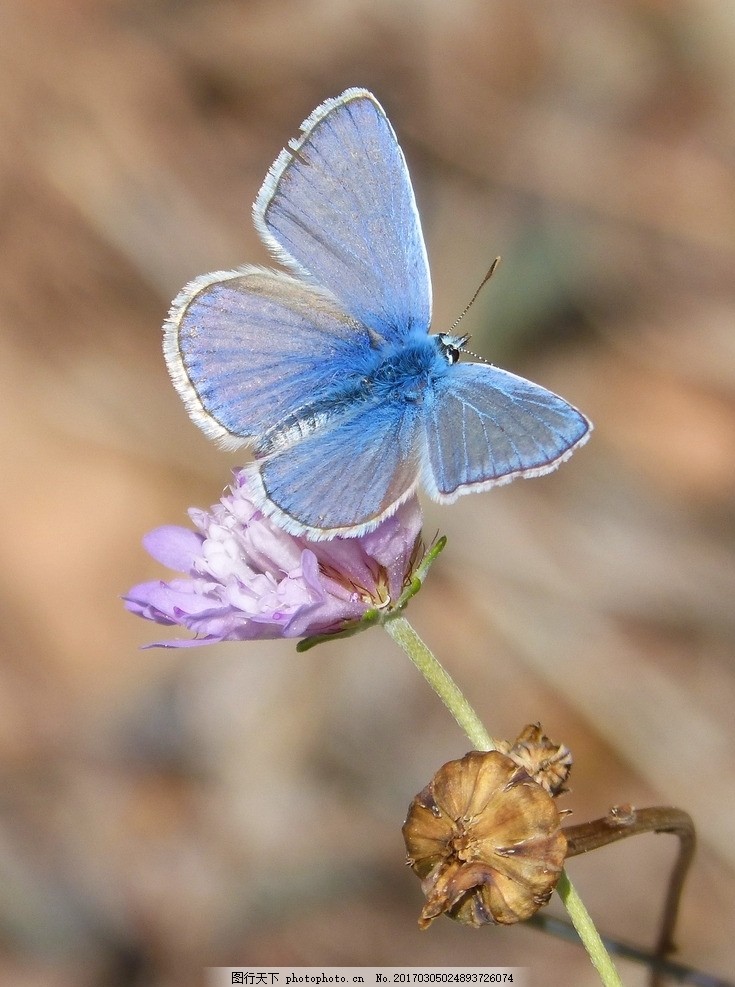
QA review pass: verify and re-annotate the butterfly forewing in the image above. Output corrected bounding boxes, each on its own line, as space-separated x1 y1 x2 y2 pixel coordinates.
164 266 372 447
254 89 431 343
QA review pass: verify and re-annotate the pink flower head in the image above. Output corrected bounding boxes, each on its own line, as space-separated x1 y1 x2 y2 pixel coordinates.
125 471 424 648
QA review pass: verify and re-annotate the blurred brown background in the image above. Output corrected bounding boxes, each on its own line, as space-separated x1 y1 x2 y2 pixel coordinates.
1 1 734 985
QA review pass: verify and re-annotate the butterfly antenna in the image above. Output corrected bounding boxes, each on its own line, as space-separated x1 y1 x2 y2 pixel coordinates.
447 256 501 334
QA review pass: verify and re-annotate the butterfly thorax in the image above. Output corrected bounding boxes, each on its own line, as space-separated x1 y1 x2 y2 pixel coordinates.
364 334 454 403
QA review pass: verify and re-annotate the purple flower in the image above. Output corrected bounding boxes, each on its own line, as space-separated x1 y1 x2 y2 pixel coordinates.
124 471 424 648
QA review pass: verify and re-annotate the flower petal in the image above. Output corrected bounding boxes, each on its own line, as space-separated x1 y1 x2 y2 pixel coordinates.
142 526 204 572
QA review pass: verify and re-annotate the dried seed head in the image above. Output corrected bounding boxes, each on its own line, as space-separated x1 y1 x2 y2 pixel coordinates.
402 750 567 929
497 723 573 797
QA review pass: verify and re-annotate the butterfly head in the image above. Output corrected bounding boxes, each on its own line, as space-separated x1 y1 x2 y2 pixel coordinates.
436 332 471 365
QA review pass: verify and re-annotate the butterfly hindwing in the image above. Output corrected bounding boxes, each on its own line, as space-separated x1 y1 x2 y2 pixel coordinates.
421 363 591 501
250 399 424 538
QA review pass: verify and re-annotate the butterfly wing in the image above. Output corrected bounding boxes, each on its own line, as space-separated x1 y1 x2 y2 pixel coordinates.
422 363 592 501
254 88 431 343
164 265 374 448
249 400 424 539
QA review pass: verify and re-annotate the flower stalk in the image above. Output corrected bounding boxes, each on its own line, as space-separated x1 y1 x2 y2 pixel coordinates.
556 871 624 987
383 616 498 752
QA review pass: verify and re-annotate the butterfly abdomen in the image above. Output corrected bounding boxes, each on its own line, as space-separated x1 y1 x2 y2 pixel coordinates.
255 381 372 456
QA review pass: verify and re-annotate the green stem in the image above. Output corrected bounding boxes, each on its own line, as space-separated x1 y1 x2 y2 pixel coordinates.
557 871 624 987
385 615 624 987
384 616 497 751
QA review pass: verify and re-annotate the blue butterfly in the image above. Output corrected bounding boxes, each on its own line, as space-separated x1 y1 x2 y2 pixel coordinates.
164 88 591 540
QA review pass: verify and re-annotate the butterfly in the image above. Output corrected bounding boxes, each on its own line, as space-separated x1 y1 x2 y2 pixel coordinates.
164 88 591 540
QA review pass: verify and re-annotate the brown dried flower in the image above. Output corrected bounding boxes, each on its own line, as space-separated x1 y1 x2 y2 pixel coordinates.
402 750 567 929
496 723 573 797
